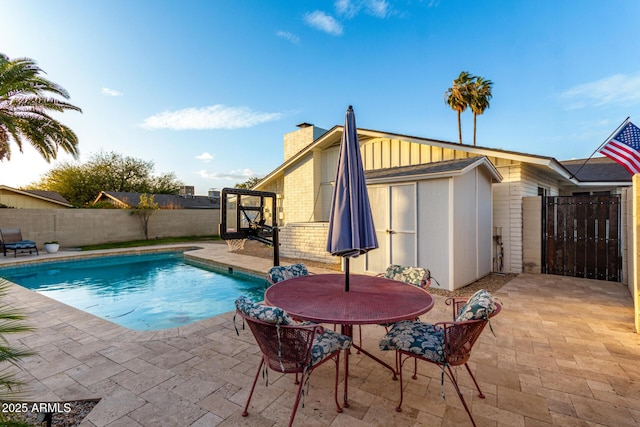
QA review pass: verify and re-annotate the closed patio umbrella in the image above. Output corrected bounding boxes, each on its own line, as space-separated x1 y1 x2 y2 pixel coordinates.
326 105 378 291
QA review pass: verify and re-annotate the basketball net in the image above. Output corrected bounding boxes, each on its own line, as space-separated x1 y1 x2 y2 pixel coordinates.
226 238 247 252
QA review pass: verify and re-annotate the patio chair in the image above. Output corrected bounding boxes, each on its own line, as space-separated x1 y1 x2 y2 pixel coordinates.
379 289 501 427
235 296 351 427
266 263 310 285
0 228 39 257
378 264 431 288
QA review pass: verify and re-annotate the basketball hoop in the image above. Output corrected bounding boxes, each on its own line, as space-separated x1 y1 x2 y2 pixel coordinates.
226 238 247 252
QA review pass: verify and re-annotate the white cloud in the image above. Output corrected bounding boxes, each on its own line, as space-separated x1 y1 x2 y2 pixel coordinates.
196 168 258 180
102 87 123 96
365 0 389 18
335 0 390 18
276 30 300 44
195 152 213 162
140 105 283 130
560 73 640 109
304 11 343 35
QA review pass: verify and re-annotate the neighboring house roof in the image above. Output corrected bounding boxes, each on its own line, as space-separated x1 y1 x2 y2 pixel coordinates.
94 192 220 209
559 157 632 183
365 157 502 183
0 185 73 207
255 126 629 189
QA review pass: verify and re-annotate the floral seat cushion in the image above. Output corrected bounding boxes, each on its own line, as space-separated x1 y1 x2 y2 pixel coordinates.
455 289 495 321
267 263 309 284
379 320 445 363
382 264 428 287
235 296 297 325
311 329 352 365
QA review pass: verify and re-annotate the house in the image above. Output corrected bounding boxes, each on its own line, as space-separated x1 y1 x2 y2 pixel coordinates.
92 191 220 209
254 123 632 291
0 185 73 208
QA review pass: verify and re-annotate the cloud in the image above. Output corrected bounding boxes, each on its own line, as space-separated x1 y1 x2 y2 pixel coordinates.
196 168 258 180
102 87 123 96
560 73 640 109
140 105 283 130
335 0 390 18
276 30 300 44
304 11 343 35
195 152 213 162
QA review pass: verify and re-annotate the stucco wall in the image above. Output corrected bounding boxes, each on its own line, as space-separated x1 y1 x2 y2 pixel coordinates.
522 196 542 273
0 209 219 248
0 191 69 209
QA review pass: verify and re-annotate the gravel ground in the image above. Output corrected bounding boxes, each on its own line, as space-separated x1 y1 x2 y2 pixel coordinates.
236 240 515 297
2 399 99 427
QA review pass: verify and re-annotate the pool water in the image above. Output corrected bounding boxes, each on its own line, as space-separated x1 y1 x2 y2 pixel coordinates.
0 252 267 330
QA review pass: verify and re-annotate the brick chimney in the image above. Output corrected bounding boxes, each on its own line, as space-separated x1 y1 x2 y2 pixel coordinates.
283 123 327 161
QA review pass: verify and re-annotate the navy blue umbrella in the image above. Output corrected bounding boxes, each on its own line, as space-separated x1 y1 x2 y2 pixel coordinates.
326 105 379 291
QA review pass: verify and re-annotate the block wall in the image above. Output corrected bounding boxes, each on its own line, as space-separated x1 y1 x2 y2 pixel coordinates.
0 209 219 248
279 223 340 265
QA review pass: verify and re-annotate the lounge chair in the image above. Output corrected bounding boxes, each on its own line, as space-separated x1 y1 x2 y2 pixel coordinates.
0 228 39 257
379 289 501 426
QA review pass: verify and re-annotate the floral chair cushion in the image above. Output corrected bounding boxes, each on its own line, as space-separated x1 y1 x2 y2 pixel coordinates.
235 296 297 325
267 263 309 284
455 289 495 322
382 264 429 287
379 320 445 363
311 329 352 365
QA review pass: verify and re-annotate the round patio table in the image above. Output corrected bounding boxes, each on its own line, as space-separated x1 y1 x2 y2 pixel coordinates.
264 273 434 406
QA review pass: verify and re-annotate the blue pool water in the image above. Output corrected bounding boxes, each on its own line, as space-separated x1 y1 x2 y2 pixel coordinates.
0 252 267 330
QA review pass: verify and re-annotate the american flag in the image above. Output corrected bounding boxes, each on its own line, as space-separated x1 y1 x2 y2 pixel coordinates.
599 121 640 175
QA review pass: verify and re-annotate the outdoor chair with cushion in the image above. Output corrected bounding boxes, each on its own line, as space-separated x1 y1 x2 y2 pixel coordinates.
234 296 351 427
379 289 501 426
0 228 39 257
378 264 431 288
266 263 310 285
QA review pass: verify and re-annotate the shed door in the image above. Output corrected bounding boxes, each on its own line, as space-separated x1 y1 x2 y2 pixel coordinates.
365 183 417 273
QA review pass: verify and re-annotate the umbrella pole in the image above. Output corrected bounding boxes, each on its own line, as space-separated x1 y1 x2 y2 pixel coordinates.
345 258 350 292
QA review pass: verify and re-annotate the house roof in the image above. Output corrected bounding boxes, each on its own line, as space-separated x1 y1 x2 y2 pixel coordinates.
0 185 73 207
365 157 502 183
255 125 630 190
559 157 632 183
94 192 220 209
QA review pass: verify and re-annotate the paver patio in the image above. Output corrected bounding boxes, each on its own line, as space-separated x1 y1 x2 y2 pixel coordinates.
1 243 639 426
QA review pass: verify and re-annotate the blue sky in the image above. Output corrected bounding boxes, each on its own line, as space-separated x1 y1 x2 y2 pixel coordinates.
2 0 640 195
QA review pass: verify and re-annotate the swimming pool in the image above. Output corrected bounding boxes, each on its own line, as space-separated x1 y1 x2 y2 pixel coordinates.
0 251 267 330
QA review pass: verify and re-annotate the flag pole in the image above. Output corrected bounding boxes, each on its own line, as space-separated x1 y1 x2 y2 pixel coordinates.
568 116 630 180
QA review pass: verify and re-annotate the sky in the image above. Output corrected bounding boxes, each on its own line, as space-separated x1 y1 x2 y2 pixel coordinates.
2 0 640 195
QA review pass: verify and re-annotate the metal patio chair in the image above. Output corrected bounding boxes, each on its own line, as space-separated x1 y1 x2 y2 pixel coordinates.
266 263 310 285
379 289 501 427
235 296 351 427
0 228 38 257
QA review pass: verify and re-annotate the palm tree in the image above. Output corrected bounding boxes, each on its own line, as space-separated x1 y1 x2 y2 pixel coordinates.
444 71 473 144
469 76 493 146
0 53 81 162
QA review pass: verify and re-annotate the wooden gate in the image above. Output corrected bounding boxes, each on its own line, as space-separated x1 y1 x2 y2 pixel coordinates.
542 195 621 281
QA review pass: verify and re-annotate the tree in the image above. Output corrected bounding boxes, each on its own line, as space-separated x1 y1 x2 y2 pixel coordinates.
469 76 493 146
29 151 184 206
0 53 81 162
130 193 159 240
444 71 474 144
235 176 262 189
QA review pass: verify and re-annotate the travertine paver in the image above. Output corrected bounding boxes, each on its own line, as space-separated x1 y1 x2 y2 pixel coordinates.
1 244 639 426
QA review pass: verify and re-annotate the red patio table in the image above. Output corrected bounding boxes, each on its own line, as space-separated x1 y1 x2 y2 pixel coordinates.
264 273 434 406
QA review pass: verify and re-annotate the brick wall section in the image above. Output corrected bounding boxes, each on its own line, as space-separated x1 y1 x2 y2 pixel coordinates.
283 125 327 161
283 154 315 223
279 222 340 265
0 209 219 248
